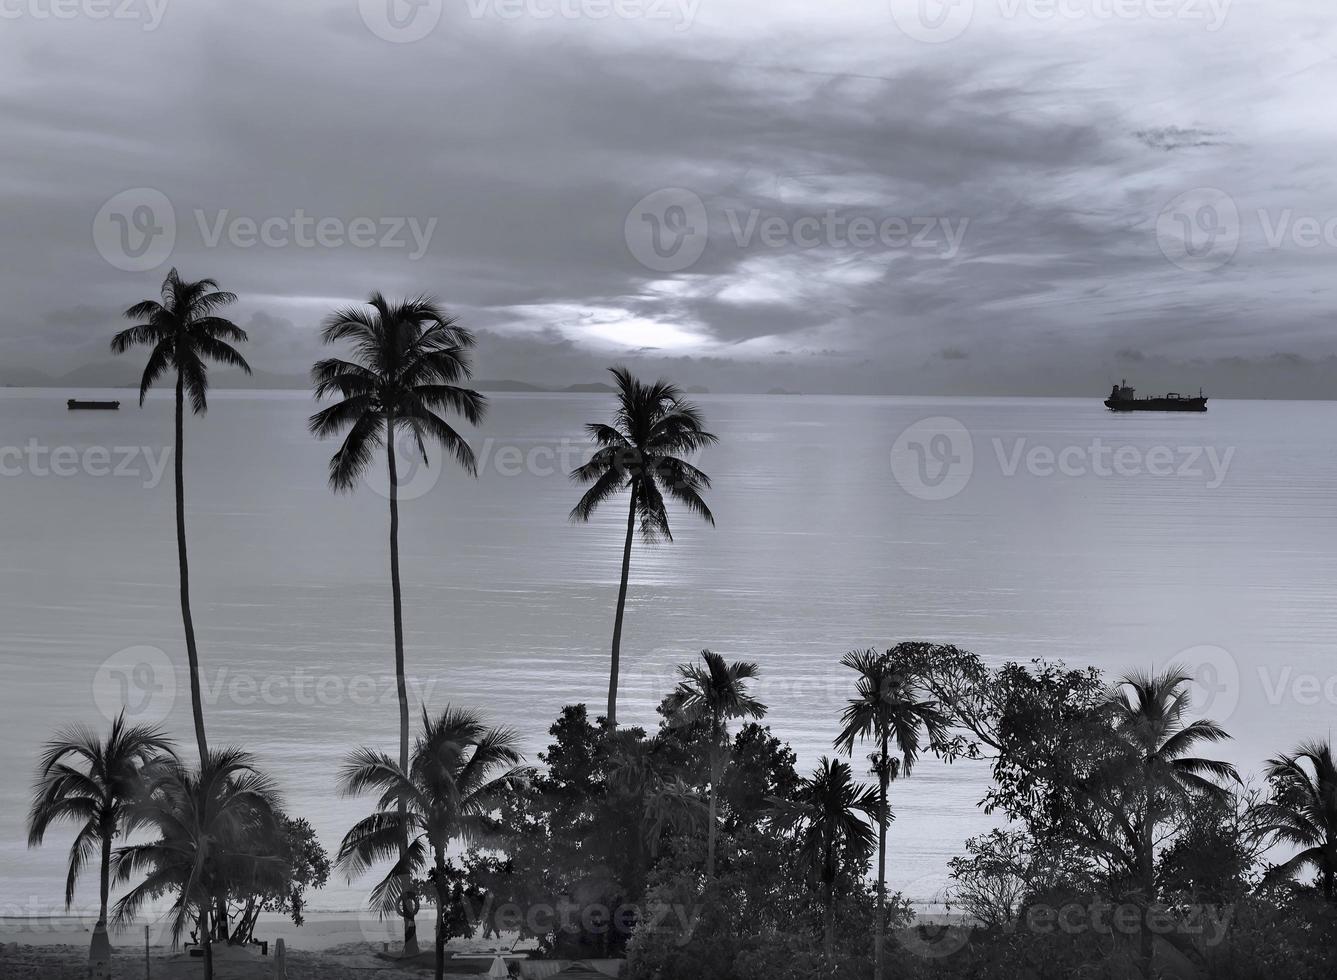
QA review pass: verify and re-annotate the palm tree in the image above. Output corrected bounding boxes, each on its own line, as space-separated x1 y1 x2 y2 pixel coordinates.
337 706 530 980
112 748 283 980
833 648 948 980
310 293 485 956
27 714 174 965
1105 668 1239 975
569 367 717 728
770 757 877 959
662 650 766 877
111 269 251 767
1255 738 1337 900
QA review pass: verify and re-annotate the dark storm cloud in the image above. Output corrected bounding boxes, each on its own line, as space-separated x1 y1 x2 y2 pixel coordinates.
0 1 1334 396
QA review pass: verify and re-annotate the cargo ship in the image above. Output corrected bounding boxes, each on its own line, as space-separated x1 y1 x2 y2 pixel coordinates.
67 399 120 410
1104 381 1206 413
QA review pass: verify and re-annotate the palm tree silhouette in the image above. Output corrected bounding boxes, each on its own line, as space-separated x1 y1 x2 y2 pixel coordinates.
27 714 174 965
663 650 766 877
337 706 530 980
1105 668 1238 974
112 269 250 766
112 748 283 980
1256 738 1337 901
833 648 947 980
569 367 717 728
310 294 485 956
771 757 877 959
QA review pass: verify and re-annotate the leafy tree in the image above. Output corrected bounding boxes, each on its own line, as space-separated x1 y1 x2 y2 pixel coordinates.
112 269 250 766
224 815 331 945
310 294 485 955
569 367 717 727
112 749 285 980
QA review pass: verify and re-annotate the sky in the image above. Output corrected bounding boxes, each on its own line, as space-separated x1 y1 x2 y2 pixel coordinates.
2 0 1336 395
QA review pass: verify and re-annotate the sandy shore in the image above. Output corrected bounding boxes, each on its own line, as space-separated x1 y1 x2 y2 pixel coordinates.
0 942 481 978
0 914 530 977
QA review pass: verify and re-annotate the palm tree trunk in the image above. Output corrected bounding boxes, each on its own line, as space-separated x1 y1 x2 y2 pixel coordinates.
201 904 213 980
174 370 209 768
434 850 448 980
98 833 111 931
1139 806 1155 976
90 832 112 968
706 750 720 878
386 418 418 957
606 486 638 728
875 736 889 980
823 879 835 960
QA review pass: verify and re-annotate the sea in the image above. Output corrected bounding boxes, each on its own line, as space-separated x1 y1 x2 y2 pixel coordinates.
3 388 1336 916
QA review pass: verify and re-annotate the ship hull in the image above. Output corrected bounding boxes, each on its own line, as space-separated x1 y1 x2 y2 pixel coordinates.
67 399 120 410
1104 397 1207 413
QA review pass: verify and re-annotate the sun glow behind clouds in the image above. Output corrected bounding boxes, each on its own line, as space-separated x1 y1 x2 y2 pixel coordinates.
508 303 714 352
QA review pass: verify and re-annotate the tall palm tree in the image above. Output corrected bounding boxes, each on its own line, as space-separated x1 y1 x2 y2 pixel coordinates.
337 706 530 980
770 757 877 959
1256 738 1337 900
833 648 948 980
310 293 485 956
111 268 251 767
1105 668 1239 975
27 714 174 965
569 367 717 728
112 748 283 980
662 650 766 876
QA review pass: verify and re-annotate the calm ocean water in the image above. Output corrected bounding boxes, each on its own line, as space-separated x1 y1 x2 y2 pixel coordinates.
3 388 1337 914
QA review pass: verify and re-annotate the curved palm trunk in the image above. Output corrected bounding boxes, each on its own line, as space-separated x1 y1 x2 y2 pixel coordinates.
386 421 418 957
201 904 214 980
174 370 209 768
606 486 638 728
706 751 720 878
874 736 889 980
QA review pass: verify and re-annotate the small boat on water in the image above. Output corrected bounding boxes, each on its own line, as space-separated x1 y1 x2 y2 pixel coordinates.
67 399 121 410
1104 380 1207 413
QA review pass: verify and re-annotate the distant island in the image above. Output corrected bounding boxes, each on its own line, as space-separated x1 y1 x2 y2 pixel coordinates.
766 386 801 395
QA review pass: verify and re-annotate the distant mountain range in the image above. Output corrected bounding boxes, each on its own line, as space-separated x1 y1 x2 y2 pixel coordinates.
0 365 707 396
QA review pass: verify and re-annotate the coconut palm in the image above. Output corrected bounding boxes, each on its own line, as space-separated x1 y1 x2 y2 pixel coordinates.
111 269 251 766
27 714 174 964
1255 738 1337 900
833 648 948 980
569 367 717 728
310 293 485 955
662 650 766 877
1105 668 1239 975
336 706 530 980
770 757 877 959
112 748 283 980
